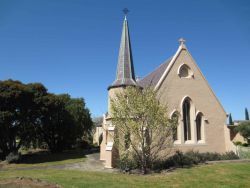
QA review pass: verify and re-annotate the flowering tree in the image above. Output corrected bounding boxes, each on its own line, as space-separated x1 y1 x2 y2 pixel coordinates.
110 86 177 174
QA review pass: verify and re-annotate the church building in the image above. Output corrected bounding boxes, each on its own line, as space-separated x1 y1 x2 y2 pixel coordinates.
100 15 236 168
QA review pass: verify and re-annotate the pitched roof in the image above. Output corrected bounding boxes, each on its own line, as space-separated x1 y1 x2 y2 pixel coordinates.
108 17 137 90
138 57 172 88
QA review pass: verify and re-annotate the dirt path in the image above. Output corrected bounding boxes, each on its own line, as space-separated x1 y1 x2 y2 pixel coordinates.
53 152 116 172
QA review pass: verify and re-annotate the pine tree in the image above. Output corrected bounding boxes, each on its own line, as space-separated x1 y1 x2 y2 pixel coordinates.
229 113 233 125
245 108 249 120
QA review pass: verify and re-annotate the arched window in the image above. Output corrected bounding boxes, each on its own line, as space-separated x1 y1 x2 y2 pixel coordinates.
178 64 193 78
183 99 191 141
196 113 202 141
171 112 179 141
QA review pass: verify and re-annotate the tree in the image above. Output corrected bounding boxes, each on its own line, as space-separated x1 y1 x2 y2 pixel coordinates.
38 94 93 152
0 79 93 158
38 94 73 152
235 121 250 144
229 113 233 125
65 97 93 142
0 80 47 158
245 108 249 121
110 86 176 174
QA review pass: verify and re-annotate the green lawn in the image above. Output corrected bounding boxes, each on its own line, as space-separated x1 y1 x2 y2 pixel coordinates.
0 150 86 169
0 162 250 188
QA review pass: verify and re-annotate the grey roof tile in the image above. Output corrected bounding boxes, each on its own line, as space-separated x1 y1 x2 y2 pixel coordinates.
138 57 172 88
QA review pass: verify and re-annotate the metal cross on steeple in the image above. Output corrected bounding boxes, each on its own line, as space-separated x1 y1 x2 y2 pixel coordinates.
123 8 129 16
108 8 137 90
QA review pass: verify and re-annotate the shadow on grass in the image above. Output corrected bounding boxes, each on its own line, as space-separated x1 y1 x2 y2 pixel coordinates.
18 149 90 164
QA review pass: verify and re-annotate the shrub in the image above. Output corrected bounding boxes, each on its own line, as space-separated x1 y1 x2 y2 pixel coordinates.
75 139 92 150
238 146 250 159
220 151 239 160
192 151 238 161
152 150 239 171
234 141 243 146
200 152 221 161
242 143 249 147
170 150 192 167
234 121 250 144
185 150 206 164
116 153 138 172
152 151 193 170
6 152 21 163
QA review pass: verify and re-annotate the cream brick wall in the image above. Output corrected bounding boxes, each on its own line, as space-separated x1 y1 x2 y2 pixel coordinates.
157 48 228 153
108 87 124 115
100 87 124 167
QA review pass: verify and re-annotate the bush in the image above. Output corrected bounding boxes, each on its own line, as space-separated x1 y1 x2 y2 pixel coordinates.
152 151 192 170
75 139 92 150
200 152 221 161
116 153 138 172
170 150 192 167
220 151 239 160
234 121 250 144
238 146 250 159
6 152 21 164
234 141 242 146
185 150 206 164
152 150 239 171
242 143 249 147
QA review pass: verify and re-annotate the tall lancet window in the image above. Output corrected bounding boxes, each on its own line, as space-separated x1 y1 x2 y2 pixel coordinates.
196 113 202 141
183 99 191 141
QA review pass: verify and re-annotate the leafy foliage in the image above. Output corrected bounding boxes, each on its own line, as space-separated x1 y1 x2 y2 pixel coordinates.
234 141 243 146
152 150 239 171
110 86 176 174
238 146 250 159
235 121 250 144
0 79 93 158
0 80 44 157
38 94 77 152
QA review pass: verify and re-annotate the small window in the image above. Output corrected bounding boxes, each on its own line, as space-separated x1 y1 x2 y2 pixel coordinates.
178 64 193 78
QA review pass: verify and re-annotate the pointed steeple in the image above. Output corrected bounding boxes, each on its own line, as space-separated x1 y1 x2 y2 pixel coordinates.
108 16 137 90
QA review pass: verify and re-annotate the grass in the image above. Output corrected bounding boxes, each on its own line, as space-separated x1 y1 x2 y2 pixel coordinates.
0 162 250 187
0 149 86 169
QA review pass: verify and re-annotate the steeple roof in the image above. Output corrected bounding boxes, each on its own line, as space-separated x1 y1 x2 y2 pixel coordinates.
108 16 137 90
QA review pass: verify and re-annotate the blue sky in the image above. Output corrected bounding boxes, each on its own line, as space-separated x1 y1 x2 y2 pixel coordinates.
0 0 249 120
